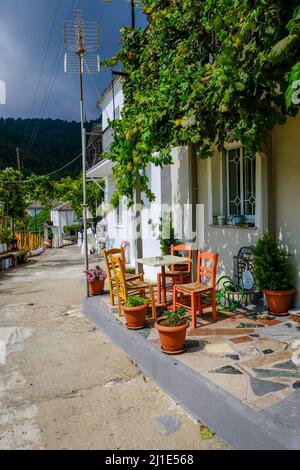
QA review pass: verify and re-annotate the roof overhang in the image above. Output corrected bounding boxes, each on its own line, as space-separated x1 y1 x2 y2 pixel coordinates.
87 158 114 178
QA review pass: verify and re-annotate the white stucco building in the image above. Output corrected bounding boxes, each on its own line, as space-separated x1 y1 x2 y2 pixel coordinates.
50 201 79 248
87 77 300 307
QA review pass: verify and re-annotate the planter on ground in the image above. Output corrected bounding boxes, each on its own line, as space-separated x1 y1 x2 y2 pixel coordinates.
155 307 189 354
122 296 148 330
264 288 296 316
252 234 296 316
85 266 107 296
89 279 105 296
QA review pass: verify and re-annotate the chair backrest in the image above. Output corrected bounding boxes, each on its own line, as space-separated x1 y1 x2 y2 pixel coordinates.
170 244 193 272
110 254 127 299
102 247 126 283
196 251 218 287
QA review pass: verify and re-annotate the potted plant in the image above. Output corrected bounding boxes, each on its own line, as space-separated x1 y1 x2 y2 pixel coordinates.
85 265 107 295
155 307 189 354
122 295 148 330
217 215 226 226
252 234 295 316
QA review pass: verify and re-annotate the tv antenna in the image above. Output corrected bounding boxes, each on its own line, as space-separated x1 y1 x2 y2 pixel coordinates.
64 10 100 296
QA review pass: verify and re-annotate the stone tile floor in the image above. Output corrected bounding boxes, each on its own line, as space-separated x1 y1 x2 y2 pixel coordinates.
98 291 300 413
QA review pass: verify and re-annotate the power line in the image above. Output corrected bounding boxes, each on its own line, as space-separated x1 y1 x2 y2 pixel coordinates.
22 0 77 163
0 135 102 184
20 0 60 153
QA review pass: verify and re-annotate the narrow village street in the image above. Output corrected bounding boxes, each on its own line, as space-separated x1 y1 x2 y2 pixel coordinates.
0 246 225 450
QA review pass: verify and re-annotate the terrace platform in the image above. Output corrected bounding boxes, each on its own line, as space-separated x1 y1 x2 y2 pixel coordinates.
83 292 300 450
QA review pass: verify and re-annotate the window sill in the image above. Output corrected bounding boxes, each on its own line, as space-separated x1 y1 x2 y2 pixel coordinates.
209 224 257 231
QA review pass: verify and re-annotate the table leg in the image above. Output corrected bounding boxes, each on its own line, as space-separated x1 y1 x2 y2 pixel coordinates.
161 265 167 308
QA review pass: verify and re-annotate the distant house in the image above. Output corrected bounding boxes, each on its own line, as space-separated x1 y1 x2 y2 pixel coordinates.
50 201 79 247
28 201 43 218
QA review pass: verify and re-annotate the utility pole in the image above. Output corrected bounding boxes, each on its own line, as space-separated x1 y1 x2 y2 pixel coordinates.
131 1 135 29
16 147 22 179
64 9 100 297
129 0 143 274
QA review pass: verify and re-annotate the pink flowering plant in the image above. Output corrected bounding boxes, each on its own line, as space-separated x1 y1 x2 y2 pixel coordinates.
85 265 107 283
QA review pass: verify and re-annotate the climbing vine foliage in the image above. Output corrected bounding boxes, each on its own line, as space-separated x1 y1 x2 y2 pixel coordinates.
103 0 300 205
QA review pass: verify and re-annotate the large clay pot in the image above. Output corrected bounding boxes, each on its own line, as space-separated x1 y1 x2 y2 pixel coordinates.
264 288 296 316
88 279 105 296
122 304 148 330
155 318 189 354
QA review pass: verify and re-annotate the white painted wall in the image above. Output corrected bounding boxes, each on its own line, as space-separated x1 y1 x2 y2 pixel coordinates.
50 209 79 247
102 79 124 131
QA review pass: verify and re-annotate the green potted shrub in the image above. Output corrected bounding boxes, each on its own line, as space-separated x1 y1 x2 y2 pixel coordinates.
122 295 148 330
155 307 189 354
252 234 295 316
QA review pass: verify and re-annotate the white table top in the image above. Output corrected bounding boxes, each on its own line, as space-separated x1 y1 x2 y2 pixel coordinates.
136 255 191 268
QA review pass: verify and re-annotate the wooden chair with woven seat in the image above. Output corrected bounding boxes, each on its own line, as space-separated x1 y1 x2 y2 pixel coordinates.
102 247 142 306
157 244 192 304
110 254 157 319
173 251 218 329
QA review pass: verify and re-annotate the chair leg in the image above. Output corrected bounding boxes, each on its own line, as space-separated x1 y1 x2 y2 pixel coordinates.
211 289 217 321
157 273 161 304
191 292 197 329
149 285 156 319
109 281 115 306
173 285 177 312
117 293 122 318
198 292 203 317
178 274 184 302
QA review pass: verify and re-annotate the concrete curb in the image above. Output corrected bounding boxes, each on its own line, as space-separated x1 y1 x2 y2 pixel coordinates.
83 296 292 450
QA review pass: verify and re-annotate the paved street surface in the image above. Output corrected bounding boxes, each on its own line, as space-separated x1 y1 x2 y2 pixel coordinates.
0 246 225 450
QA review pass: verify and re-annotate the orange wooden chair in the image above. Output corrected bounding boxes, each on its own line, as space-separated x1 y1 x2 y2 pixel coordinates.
102 247 142 306
110 254 156 319
173 251 218 329
157 244 192 303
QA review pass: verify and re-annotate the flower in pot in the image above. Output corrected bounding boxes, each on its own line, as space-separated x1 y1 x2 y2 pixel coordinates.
85 265 107 295
155 307 189 354
252 234 295 316
122 295 148 330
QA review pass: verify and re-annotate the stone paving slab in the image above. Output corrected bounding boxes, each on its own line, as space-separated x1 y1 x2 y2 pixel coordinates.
83 293 300 449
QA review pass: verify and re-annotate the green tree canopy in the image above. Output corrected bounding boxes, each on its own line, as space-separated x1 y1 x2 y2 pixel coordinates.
103 0 300 205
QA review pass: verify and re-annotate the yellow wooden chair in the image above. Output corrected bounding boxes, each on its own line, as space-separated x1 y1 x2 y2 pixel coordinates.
102 247 142 306
110 254 157 319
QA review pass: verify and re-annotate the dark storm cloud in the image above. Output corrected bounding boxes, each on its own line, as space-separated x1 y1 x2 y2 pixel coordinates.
0 0 146 121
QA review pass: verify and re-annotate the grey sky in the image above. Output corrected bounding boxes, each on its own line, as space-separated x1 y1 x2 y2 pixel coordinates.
0 0 146 121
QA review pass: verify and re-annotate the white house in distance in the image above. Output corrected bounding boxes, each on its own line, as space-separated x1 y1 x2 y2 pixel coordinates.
50 201 79 248
87 76 193 281
87 77 300 307
28 201 43 218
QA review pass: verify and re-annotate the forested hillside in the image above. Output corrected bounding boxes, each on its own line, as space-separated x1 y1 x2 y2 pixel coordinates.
0 118 98 176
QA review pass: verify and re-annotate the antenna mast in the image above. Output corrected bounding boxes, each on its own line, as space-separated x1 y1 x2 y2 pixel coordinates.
64 10 100 297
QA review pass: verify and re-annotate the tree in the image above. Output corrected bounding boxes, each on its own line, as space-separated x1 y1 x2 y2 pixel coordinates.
54 175 104 220
102 0 300 205
0 167 27 240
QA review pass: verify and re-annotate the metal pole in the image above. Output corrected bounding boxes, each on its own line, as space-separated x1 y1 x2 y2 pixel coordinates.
131 0 135 29
79 53 89 297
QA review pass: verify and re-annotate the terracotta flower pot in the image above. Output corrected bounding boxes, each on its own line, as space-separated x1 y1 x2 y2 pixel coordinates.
155 318 189 354
88 279 105 296
122 304 148 330
264 288 296 316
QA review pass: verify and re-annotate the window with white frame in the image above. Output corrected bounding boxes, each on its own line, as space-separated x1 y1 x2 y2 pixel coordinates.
225 147 256 222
